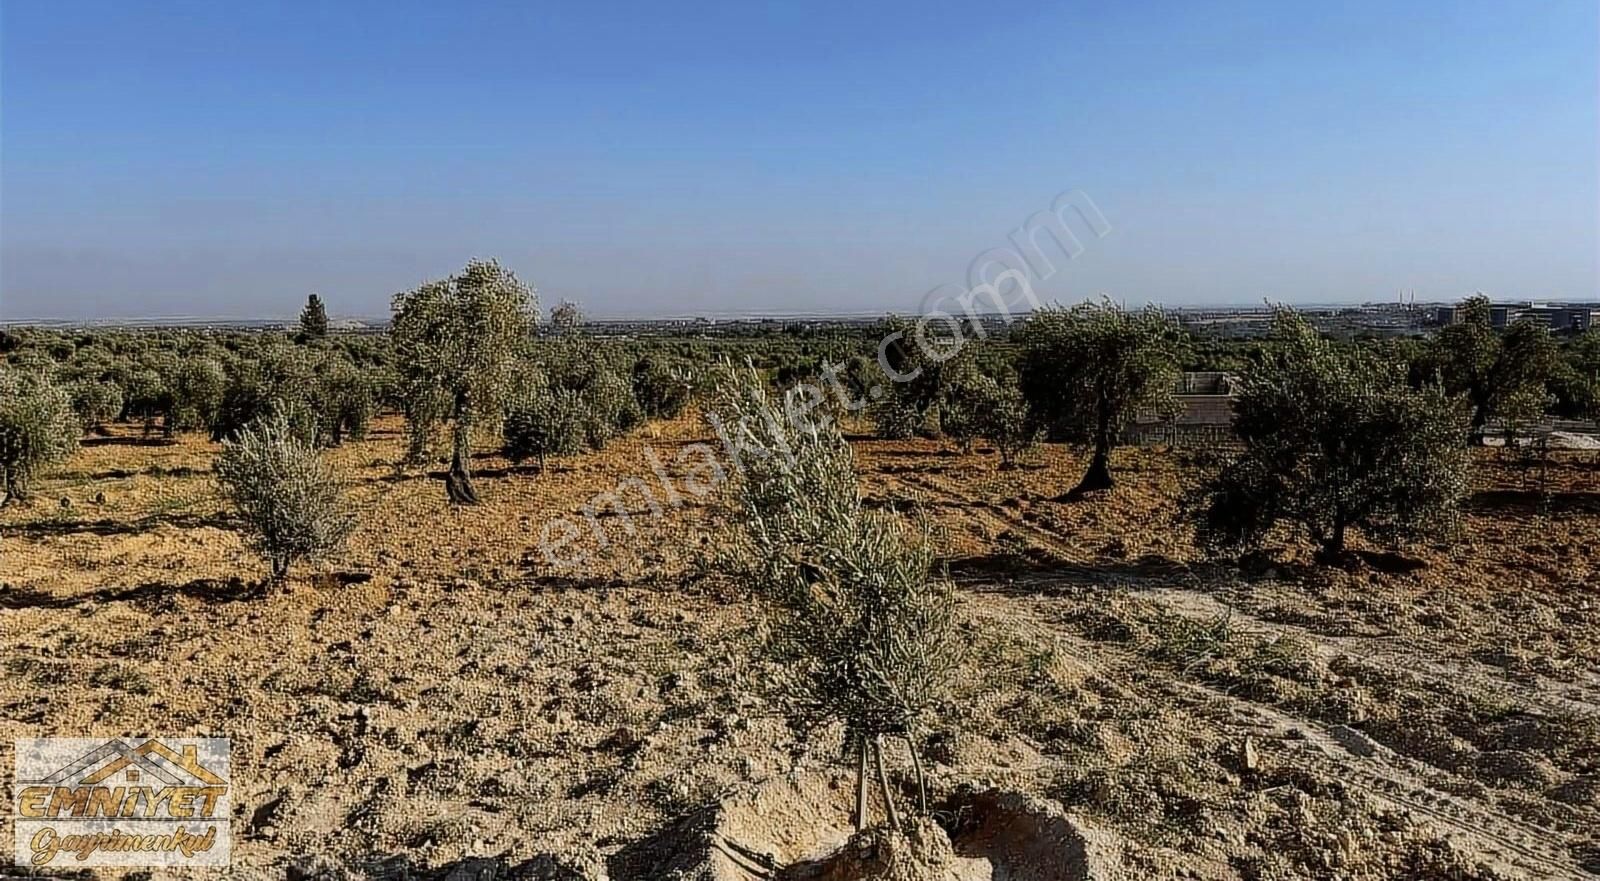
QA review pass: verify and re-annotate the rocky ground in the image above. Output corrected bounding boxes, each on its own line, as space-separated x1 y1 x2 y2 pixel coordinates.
1 416 1597 879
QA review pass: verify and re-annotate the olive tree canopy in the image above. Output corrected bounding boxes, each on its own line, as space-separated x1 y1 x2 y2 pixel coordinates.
1425 295 1558 443
1196 310 1471 564
391 258 537 503
0 369 79 506
1016 299 1184 494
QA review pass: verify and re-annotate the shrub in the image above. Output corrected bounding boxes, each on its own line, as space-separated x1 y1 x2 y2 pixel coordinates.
169 356 227 432
0 369 79 505
211 341 317 441
869 394 923 440
580 365 642 450
631 354 696 419
503 383 586 468
937 365 994 453
216 412 355 580
1195 309 1471 564
710 364 963 830
983 379 1038 468
313 357 376 445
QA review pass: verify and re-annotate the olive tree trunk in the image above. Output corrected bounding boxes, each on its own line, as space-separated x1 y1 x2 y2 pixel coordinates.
1072 404 1116 494
444 391 480 505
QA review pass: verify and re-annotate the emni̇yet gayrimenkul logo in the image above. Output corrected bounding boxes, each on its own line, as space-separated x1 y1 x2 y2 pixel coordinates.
12 737 231 868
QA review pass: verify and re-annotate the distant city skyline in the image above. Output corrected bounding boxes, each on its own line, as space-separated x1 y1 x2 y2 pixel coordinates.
3 0 1596 320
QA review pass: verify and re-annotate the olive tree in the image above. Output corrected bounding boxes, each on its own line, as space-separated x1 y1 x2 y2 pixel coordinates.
711 364 963 831
216 412 354 581
580 365 642 450
631 353 696 419
503 382 586 470
169 355 227 432
548 299 583 336
0 369 79 506
312 356 376 446
869 316 956 439
983 378 1038 468
936 358 993 453
211 341 316 441
1427 295 1558 443
391 259 537 503
68 378 124 434
1016 299 1183 494
1556 328 1600 421
1196 310 1471 564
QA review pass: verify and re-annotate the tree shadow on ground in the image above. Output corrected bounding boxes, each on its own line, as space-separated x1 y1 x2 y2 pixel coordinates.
869 462 954 475
358 853 593 880
0 577 256 610
453 463 576 480
1467 489 1600 515
2 511 232 539
80 436 178 447
947 551 1201 594
863 494 998 512
1349 549 1428 574
61 464 209 481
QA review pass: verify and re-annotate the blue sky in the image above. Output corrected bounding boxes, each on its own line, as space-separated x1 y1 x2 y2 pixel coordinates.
2 0 1595 319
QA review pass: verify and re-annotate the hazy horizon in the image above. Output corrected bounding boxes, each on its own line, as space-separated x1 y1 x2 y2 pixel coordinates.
3 1 1597 321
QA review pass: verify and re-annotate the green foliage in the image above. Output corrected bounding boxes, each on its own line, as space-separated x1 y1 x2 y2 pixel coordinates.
630 353 696 419
709 364 963 825
68 378 123 432
299 293 330 340
1425 295 1559 440
169 356 227 432
391 258 538 502
936 357 992 452
1017 299 1184 491
983 377 1038 467
216 412 354 580
212 341 317 441
1196 310 1471 563
934 352 1037 466
313 356 376 445
580 365 643 450
502 375 587 467
1552 329 1600 420
0 368 79 504
867 316 959 439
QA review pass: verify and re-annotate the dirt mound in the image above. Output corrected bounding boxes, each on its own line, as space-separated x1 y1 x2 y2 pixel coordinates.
782 819 968 881
942 788 1124 881
608 773 1123 881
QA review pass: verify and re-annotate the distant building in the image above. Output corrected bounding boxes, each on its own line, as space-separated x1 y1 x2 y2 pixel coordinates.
1127 371 1238 445
1511 304 1600 332
1434 301 1600 333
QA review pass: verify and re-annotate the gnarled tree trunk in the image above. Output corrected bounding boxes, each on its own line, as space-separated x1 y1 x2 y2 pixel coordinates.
444 391 479 505
1071 405 1115 495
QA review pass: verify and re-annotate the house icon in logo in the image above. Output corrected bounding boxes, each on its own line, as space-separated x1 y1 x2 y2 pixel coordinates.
24 739 226 788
